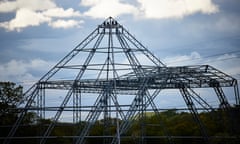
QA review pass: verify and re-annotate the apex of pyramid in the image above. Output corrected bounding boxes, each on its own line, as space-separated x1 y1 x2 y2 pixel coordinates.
99 16 121 29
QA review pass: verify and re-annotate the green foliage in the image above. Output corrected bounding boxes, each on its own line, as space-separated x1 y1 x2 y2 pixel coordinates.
1 82 240 143
2 107 240 144
0 82 24 127
0 82 37 144
0 82 23 116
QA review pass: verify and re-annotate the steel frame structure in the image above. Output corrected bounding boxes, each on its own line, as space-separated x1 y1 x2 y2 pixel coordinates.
3 17 240 144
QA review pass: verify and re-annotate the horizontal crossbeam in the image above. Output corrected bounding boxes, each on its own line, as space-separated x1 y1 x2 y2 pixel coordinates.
39 65 237 92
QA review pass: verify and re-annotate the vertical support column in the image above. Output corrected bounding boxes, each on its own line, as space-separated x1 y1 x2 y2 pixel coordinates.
73 90 76 124
78 89 81 123
40 85 46 119
37 84 45 143
103 84 112 144
214 84 238 135
180 88 209 144
139 89 146 144
233 80 240 106
36 86 40 119
73 89 81 124
36 85 41 144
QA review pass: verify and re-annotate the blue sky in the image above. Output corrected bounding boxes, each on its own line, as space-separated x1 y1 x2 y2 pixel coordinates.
0 0 240 113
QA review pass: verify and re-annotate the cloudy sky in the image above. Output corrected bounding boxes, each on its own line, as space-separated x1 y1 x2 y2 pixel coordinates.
0 0 240 109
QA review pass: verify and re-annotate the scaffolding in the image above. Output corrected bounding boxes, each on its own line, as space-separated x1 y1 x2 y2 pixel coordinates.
3 17 240 144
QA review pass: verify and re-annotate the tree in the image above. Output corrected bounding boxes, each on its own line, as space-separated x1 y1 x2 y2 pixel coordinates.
0 82 39 144
0 81 23 124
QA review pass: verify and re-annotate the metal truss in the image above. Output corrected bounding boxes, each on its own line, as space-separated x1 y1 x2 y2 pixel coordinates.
75 89 109 144
39 65 237 92
180 88 209 143
4 17 240 144
213 87 230 110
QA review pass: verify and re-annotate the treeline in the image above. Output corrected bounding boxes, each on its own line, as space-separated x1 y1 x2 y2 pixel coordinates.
1 82 240 144
1 108 240 144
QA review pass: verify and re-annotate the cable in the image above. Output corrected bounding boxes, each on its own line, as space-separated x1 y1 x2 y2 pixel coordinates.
163 35 240 53
165 50 240 65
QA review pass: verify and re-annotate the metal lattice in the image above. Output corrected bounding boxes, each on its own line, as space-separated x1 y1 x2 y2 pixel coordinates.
3 17 240 144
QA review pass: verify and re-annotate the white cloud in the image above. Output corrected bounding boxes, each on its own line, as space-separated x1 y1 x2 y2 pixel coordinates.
43 8 81 18
0 0 83 31
137 0 219 19
80 0 99 7
0 60 27 79
215 53 237 61
79 0 218 19
0 8 51 31
29 59 53 70
80 0 138 18
0 0 56 13
49 19 83 29
0 59 53 84
0 0 17 12
0 0 220 31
